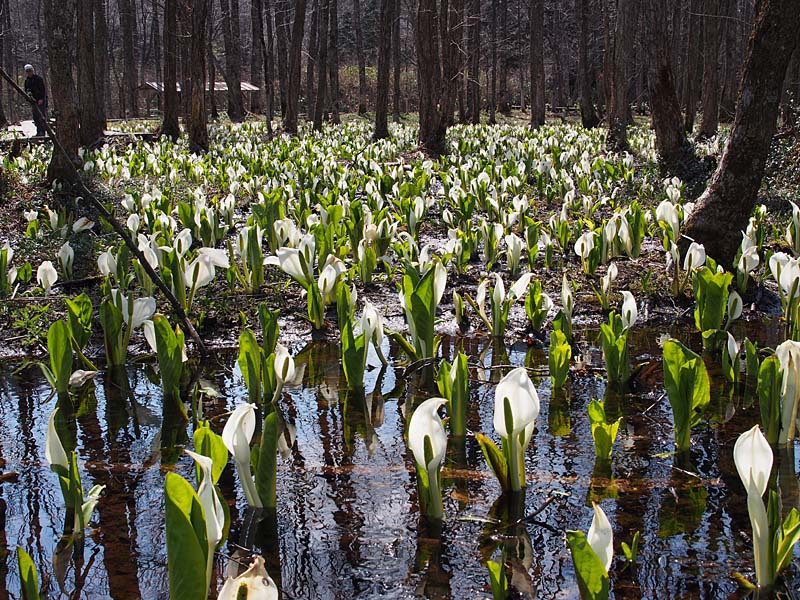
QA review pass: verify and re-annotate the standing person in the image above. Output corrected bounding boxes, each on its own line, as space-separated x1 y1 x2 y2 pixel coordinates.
23 64 47 137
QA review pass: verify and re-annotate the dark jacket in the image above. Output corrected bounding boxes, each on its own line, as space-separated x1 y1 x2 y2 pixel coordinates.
24 74 46 101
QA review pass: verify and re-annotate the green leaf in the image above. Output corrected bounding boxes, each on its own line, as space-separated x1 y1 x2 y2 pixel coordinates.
65 293 93 350
476 433 509 492
662 339 710 452
255 411 279 509
164 472 209 600
758 356 782 446
775 508 800 572
238 328 263 404
47 320 73 395
566 530 610 600
100 299 125 367
549 330 572 390
17 547 40 600
153 316 184 402
193 422 228 485
693 267 732 332
487 559 508 599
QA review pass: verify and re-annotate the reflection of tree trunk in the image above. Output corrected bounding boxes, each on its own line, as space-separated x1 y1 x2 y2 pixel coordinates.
374 0 393 139
699 0 721 137
529 0 545 127
576 0 599 128
188 0 210 152
283 0 307 134
682 0 800 266
161 0 180 140
683 0 703 132
353 0 367 114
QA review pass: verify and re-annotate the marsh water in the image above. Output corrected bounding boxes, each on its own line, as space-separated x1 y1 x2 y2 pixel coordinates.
0 322 798 599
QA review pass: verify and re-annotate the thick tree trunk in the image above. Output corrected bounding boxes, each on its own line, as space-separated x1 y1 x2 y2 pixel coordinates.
153 2 163 110
161 0 180 140
251 0 265 113
682 0 703 132
94 0 110 120
353 0 367 114
188 0 210 152
602 0 613 113
263 0 275 129
119 0 139 117
465 0 481 124
607 0 636 150
645 0 688 163
529 0 545 127
374 0 393 139
179 2 192 116
719 0 739 120
577 0 599 128
208 3 219 119
44 0 80 182
391 0 402 121
77 0 104 145
306 0 319 119
699 0 721 137
683 0 800 266
327 0 340 124
221 0 245 121
283 0 307 134
275 0 291 116
0 23 5 127
313 0 329 130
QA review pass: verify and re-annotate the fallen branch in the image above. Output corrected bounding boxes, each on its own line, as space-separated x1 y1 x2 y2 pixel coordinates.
0 66 208 356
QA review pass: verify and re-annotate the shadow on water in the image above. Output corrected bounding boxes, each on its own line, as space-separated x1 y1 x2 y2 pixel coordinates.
0 321 797 598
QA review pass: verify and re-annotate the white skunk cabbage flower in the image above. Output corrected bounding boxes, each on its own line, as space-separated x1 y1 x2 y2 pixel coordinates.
408 397 448 474
45 408 69 470
274 343 296 384
218 556 278 600
620 291 638 330
682 242 706 272
37 260 58 293
587 503 614 572
493 367 540 438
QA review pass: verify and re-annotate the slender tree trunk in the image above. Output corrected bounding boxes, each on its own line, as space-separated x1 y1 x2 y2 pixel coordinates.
94 0 110 120
251 0 265 113
283 0 307 134
0 15 5 127
263 0 275 129
221 0 245 120
78 0 104 144
719 0 738 119
466 0 480 124
683 0 703 132
602 0 613 113
44 0 80 182
489 0 497 123
313 0 329 130
188 0 210 152
353 0 367 114
699 0 722 137
577 0 599 127
274 0 290 116
208 2 219 119
161 0 180 140
645 0 688 163
607 0 636 150
119 0 139 116
374 0 393 138
153 1 162 112
391 0 402 121
683 0 800 266
530 0 545 127
327 0 340 124
306 0 319 119
498 0 510 114
179 0 192 116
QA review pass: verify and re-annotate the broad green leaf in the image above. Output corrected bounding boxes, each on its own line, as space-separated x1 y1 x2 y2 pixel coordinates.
255 411 279 509
238 328 262 403
566 530 610 600
476 433 509 492
47 320 73 395
164 472 209 600
17 547 40 600
193 422 228 485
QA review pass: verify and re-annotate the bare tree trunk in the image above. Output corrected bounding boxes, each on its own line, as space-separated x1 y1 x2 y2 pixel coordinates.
577 0 599 127
78 0 104 144
179 0 192 116
602 0 613 113
353 0 367 114
251 0 265 113
0 13 5 127
498 0 510 114
188 0 210 152
283 0 307 134
719 0 738 120
374 0 393 138
489 0 497 123
699 0 721 137
466 0 481 124
119 0 139 116
221 0 245 120
327 0 340 124
275 0 290 116
208 2 219 119
682 0 702 132
44 0 80 182
153 1 163 112
306 0 319 119
645 0 688 163
313 0 329 130
391 0 402 121
161 0 180 140
94 0 110 120
263 0 275 129
607 0 636 150
529 0 545 127
417 0 465 155
683 0 800 266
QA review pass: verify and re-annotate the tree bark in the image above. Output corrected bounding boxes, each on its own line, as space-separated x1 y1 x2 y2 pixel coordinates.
391 0 402 121
221 0 245 121
263 0 275 129
682 0 800 266
44 0 80 182
465 0 481 124
699 0 721 137
77 0 104 145
489 0 497 123
188 0 210 152
313 0 329 130
306 0 319 119
416 0 465 155
353 0 367 114
529 0 545 127
498 0 510 114
645 0 688 163
374 0 393 139
119 0 139 116
208 1 219 119
275 0 290 116
251 0 265 113
682 0 703 132
161 0 180 140
283 0 307 134
577 0 599 128
327 0 340 124
719 0 739 120
94 0 110 120
607 0 636 150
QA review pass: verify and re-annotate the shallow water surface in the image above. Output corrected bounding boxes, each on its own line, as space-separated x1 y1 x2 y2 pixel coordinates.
0 325 798 599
